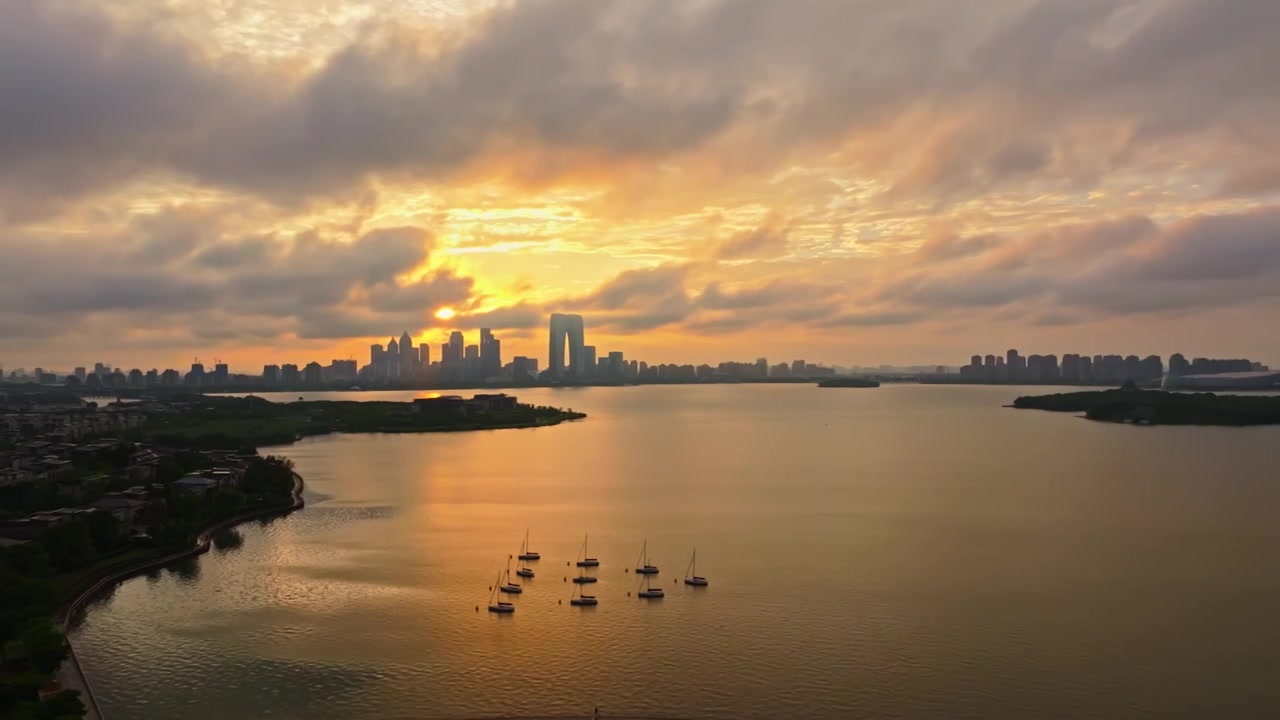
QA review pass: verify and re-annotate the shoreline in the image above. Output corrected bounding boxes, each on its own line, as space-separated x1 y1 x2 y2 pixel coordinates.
55 473 307 720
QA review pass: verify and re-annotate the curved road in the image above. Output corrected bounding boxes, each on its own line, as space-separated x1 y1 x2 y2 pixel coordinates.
56 474 306 720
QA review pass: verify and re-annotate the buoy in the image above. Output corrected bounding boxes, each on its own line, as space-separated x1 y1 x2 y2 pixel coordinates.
627 591 631 597
563 577 567 582
475 605 478 612
558 599 562 605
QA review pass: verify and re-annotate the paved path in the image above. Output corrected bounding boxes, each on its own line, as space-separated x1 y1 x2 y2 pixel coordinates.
56 473 306 719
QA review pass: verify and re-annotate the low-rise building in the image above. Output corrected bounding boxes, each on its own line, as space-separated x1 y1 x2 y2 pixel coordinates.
91 495 148 525
174 475 218 498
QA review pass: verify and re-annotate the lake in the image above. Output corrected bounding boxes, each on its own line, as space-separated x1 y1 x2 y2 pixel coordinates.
69 384 1280 719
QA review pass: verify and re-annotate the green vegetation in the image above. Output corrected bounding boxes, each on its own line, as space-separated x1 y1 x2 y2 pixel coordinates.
141 394 585 449
0 454 299 718
817 377 882 388
1012 389 1280 426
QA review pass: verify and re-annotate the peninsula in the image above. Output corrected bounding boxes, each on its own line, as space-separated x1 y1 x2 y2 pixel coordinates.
141 393 586 449
1011 389 1280 426
817 377 881 388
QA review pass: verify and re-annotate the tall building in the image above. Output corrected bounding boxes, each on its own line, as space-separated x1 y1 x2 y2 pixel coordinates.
399 331 415 377
581 345 597 377
512 356 538 384
263 364 280 384
1006 349 1025 380
792 359 806 377
1169 353 1190 376
73 367 87 382
419 345 430 366
548 313 586 378
607 351 625 379
446 331 464 366
480 328 501 380
303 361 323 385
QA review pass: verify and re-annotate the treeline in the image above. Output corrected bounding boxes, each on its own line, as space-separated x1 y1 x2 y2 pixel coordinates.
1012 389 1280 426
0 455 297 718
136 396 584 448
0 544 85 719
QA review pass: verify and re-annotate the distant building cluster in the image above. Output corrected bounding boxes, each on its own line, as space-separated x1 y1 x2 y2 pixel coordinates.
0 313 853 391
959 350 1268 383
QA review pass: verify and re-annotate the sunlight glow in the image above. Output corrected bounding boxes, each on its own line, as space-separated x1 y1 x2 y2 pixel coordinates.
434 307 456 321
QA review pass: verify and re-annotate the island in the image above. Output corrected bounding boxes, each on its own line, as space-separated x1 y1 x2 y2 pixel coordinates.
817 377 881 388
140 393 587 449
1011 388 1280 426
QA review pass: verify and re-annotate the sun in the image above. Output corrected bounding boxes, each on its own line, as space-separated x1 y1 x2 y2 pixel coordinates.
434 307 456 321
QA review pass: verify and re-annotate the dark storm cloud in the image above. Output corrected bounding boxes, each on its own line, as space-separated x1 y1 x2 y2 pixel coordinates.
4 0 1280 215
873 205 1280 321
0 214 471 341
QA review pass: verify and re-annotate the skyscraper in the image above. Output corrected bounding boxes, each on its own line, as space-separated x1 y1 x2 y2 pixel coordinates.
480 328 501 380
548 313 585 378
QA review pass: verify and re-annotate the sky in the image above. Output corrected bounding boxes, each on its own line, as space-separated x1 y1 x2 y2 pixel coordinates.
3 0 1280 373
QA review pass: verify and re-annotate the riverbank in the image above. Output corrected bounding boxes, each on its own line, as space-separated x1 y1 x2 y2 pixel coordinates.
1011 389 1280 425
56 472 306 719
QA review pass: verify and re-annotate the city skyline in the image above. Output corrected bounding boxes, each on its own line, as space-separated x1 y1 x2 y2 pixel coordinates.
7 312 1275 388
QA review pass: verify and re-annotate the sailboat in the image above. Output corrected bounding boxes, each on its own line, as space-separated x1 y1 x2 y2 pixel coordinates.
487 571 515 613
575 533 600 567
683 548 708 586
637 573 664 599
634 539 659 574
516 555 535 579
517 528 540 561
570 583 598 607
499 558 523 594
572 567 598 584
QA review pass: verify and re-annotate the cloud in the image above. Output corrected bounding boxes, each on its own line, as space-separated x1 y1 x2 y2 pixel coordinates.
868 205 1280 321
4 0 1280 366
5 0 1280 217
709 223 791 261
0 210 472 347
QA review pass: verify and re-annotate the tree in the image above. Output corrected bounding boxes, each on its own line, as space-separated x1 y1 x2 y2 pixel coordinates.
241 456 294 498
39 521 96 572
85 510 120 553
154 457 184 484
19 622 67 676
212 489 246 519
